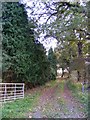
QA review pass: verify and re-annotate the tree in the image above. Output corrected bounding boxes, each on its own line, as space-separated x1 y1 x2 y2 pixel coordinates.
47 48 57 80
25 0 89 82
26 42 50 86
19 0 90 83
86 1 90 88
2 2 51 88
2 2 30 82
54 40 78 78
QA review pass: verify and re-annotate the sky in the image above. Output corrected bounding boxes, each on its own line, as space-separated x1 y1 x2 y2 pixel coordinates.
20 0 58 51
39 33 57 52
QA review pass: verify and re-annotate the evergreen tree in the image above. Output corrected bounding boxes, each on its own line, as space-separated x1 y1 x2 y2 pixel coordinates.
2 2 50 88
2 2 29 82
48 48 57 80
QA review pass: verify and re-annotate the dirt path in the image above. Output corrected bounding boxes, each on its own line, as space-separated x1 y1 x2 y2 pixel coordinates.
61 82 86 118
28 80 87 118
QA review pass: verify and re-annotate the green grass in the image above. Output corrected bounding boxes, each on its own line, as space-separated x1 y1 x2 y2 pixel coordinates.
56 80 65 95
45 80 57 88
2 92 41 118
67 80 88 103
1 79 60 118
1 80 58 118
66 80 88 115
58 80 65 91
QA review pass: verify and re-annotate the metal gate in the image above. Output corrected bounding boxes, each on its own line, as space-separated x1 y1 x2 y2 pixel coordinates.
0 83 24 102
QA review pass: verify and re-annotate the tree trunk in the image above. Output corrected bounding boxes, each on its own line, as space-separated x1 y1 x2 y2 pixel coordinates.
86 2 90 117
67 68 71 78
77 71 80 82
77 41 82 56
83 69 86 83
65 67 70 78
61 68 64 78
77 41 83 81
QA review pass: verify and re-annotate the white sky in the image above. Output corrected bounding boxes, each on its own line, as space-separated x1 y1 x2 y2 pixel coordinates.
39 33 57 52
20 0 57 51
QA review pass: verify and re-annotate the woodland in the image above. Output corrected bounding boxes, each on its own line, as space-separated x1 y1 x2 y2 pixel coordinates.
1 0 90 118
2 1 90 88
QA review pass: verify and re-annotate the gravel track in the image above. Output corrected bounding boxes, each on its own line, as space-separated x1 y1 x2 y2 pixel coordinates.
28 80 87 118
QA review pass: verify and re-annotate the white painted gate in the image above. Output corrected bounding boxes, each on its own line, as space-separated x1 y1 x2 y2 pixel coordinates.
0 83 24 102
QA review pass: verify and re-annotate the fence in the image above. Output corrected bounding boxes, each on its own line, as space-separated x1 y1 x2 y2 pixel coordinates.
0 83 24 102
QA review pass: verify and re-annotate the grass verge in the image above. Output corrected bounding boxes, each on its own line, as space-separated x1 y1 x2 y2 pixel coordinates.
2 80 59 118
66 79 88 115
2 92 41 118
